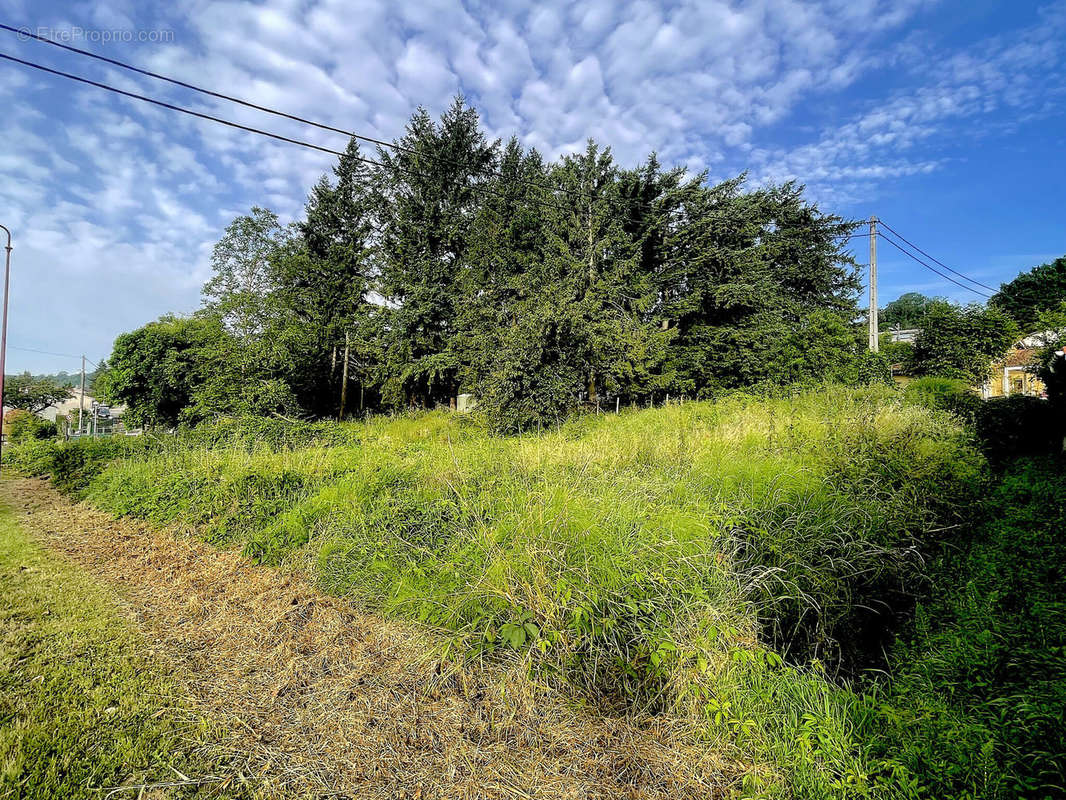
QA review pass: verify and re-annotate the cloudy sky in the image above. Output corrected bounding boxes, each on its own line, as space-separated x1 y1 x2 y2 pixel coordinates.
0 0 1063 374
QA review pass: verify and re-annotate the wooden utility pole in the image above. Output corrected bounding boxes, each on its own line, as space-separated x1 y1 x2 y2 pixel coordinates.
338 331 350 421
868 216 879 353
79 355 86 434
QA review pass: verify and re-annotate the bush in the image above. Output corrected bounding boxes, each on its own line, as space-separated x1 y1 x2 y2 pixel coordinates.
972 395 1063 463
6 413 57 443
903 376 981 421
861 456 1066 799
4 437 157 496
172 416 362 452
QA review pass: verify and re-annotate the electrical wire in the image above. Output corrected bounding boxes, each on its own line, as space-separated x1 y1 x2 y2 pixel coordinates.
878 219 997 292
0 23 415 155
6 344 83 360
0 51 358 160
3 26 878 233
0 49 583 217
0 22 607 208
878 231 993 299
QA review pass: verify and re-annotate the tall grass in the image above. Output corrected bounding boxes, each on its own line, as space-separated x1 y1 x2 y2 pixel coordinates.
70 386 985 798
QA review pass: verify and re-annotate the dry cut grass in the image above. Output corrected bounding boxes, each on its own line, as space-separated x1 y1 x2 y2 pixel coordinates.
3 477 744 799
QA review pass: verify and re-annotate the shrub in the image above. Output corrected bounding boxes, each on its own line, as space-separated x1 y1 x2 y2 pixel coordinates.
172 416 362 452
7 413 57 443
972 395 1063 464
904 376 981 421
860 456 1066 799
4 437 157 496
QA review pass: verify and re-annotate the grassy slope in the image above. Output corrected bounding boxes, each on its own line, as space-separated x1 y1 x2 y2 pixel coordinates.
76 387 985 798
0 500 248 799
859 455 1066 799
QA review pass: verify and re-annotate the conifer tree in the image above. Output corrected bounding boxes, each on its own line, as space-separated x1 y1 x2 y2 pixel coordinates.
375 98 498 407
275 137 377 415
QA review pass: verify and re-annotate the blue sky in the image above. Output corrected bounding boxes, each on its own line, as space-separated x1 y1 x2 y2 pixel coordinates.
0 0 1063 374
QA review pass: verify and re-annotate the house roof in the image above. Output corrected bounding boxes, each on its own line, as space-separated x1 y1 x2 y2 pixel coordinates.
1003 347 1039 368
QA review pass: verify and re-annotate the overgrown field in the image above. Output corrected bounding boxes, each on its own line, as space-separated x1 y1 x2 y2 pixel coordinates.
11 386 1057 798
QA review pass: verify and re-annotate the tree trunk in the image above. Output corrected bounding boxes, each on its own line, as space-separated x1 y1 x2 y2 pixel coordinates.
338 331 350 421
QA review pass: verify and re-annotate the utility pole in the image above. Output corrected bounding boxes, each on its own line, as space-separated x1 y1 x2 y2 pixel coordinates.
868 216 879 353
0 225 11 475
79 355 87 434
338 330 350 421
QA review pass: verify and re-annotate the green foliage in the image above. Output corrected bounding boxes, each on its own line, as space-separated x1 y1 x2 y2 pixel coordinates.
877 336 914 371
1029 301 1066 406
909 301 1017 384
971 395 1064 464
285 139 379 416
98 313 303 428
0 506 247 799
990 254 1066 329
860 456 1066 799
879 292 939 330
657 179 862 396
96 314 217 428
74 389 990 798
3 437 157 496
2 372 72 414
905 377 1062 463
101 99 867 431
375 99 498 408
904 376 980 418
5 411 56 442
173 416 362 452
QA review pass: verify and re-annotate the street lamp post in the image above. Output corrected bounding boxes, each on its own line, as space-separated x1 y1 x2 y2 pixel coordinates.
0 225 11 476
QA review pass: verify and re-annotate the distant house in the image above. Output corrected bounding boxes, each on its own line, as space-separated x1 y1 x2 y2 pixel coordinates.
2 387 126 432
981 348 1043 398
887 327 921 344
979 334 1057 399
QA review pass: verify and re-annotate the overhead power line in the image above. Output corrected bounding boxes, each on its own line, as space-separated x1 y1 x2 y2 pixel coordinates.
878 219 997 292
2 48 640 220
0 22 598 208
5 345 99 366
0 23 412 155
878 231 993 299
0 51 358 161
7 344 82 360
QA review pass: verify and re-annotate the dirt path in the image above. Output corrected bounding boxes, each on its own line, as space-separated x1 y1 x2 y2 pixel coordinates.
2 478 735 799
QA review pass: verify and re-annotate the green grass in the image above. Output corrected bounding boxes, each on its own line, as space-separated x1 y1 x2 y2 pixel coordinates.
54 386 985 798
0 499 248 799
857 455 1066 799
8 387 1061 798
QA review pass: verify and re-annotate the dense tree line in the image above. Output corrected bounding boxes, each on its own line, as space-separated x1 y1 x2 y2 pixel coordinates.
990 255 1066 330
100 98 881 430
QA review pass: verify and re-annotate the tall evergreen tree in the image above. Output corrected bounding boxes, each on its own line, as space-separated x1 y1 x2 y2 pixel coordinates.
459 138 549 395
540 141 672 406
659 178 860 392
375 98 498 408
275 137 378 416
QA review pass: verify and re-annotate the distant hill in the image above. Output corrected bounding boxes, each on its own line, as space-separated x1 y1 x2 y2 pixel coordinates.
5 369 100 390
